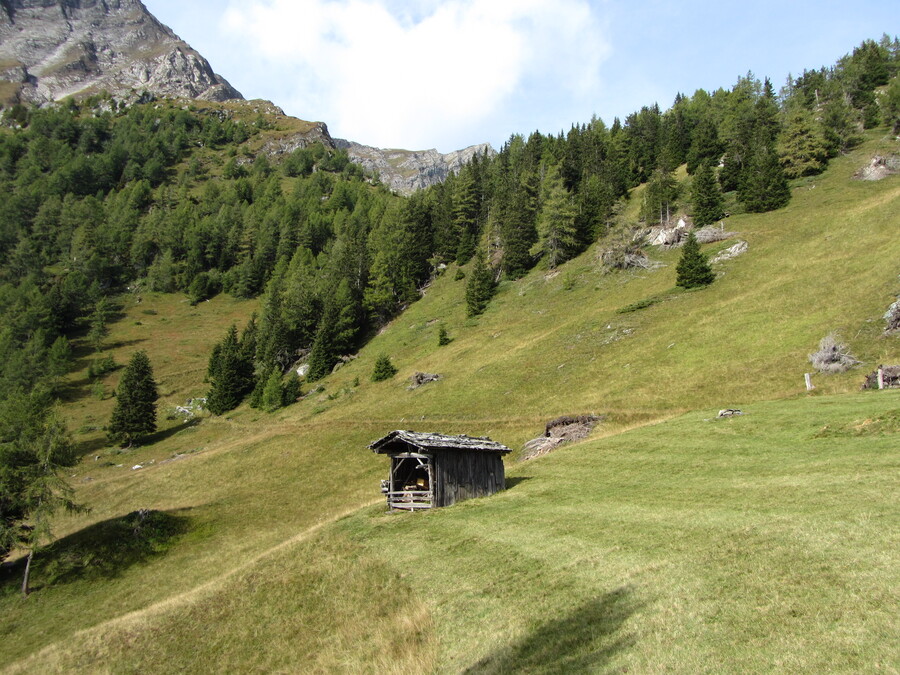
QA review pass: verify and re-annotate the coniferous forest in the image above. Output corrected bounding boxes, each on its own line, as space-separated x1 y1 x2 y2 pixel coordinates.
0 37 898 522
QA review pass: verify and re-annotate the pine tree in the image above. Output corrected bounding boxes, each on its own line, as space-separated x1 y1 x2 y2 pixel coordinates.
260 368 283 412
438 325 451 346
206 325 252 415
371 353 398 382
686 117 723 174
108 350 158 446
691 162 724 226
740 142 791 213
675 232 715 289
465 250 495 317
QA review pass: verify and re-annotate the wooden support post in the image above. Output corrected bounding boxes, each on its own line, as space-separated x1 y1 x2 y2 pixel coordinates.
805 373 814 391
877 367 885 390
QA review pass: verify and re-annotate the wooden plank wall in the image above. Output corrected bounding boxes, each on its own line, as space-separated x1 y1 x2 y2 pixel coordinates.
433 452 505 507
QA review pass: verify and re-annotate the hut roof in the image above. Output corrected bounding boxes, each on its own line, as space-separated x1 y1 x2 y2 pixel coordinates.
369 430 512 455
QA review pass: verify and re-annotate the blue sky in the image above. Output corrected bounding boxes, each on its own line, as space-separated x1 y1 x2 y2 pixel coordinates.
142 0 896 152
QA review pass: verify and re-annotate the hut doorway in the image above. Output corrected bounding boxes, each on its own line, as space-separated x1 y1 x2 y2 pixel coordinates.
384 453 433 510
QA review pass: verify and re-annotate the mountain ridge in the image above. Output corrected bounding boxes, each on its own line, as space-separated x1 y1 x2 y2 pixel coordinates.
0 0 242 105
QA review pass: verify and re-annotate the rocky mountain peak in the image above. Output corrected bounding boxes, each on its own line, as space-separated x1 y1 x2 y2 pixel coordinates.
334 139 496 195
0 0 241 106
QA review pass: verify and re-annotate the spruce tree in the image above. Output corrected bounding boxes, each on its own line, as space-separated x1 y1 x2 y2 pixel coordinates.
465 250 495 317
740 142 790 213
108 350 158 446
691 162 724 226
206 325 253 415
371 353 398 382
675 232 715 289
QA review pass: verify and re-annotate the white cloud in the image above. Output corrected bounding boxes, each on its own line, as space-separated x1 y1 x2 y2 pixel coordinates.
223 0 610 151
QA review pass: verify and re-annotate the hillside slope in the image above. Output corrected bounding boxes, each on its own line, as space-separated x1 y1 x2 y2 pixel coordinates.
1 131 898 672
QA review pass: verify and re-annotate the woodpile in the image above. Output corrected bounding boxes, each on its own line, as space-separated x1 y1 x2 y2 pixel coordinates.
861 366 900 390
522 414 604 461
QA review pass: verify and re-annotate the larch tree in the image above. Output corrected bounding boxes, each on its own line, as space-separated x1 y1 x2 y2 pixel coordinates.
537 168 579 269
0 392 79 595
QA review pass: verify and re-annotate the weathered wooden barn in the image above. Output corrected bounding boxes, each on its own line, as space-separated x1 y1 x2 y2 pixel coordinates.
369 430 512 511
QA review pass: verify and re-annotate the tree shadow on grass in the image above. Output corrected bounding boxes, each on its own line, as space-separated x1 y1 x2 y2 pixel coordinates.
140 418 200 446
463 586 642 674
72 418 200 459
0 509 190 595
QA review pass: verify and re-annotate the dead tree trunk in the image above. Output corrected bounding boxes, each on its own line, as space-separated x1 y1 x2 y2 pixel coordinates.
22 549 34 597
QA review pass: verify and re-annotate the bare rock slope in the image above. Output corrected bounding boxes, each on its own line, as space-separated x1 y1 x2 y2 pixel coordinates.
0 0 241 105
335 139 495 195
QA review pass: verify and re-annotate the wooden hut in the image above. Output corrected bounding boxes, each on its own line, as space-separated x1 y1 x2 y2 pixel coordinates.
369 430 512 511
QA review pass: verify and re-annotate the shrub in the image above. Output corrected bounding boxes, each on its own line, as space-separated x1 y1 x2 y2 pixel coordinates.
88 355 118 379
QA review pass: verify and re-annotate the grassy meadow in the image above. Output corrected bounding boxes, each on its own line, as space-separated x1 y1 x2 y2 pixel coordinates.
0 131 898 672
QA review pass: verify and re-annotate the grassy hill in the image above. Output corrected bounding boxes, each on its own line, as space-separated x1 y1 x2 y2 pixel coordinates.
1 130 898 672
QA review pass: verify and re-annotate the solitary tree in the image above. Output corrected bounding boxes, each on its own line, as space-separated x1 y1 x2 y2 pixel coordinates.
675 232 715 289
371 353 398 382
108 350 158 446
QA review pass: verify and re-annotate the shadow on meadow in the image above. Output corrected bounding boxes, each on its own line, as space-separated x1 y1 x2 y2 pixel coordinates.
74 418 200 459
0 509 190 595
463 586 641 674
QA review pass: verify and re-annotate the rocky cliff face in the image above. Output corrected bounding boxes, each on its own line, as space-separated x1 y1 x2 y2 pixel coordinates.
0 0 241 105
334 139 495 195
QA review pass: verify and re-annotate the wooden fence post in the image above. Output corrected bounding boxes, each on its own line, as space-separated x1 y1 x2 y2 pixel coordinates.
877 367 885 390
805 373 814 391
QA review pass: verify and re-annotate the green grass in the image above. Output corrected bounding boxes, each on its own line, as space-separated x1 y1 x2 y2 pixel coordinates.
0 130 898 672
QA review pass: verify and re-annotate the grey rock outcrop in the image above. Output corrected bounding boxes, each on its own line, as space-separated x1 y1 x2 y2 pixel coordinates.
0 0 242 105
334 139 495 195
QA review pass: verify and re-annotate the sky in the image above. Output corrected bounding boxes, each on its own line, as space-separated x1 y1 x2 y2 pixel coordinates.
142 0 896 153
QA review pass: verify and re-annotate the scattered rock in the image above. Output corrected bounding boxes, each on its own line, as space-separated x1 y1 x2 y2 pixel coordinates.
884 296 900 334
853 155 900 181
693 225 739 244
647 217 690 246
408 372 442 390
711 240 749 264
522 414 604 460
717 409 743 418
